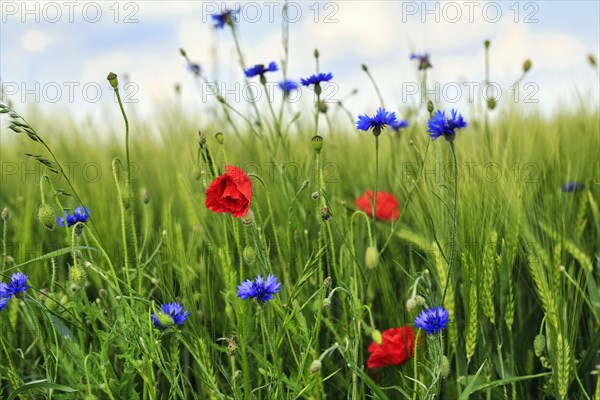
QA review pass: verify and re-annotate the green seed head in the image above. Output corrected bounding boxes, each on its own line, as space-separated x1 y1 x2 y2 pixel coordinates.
311 135 323 152
588 53 597 67
106 72 119 89
215 132 224 144
533 334 546 357
38 203 56 230
522 59 532 73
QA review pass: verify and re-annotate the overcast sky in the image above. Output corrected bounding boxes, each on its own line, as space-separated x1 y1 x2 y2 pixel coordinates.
1 1 599 126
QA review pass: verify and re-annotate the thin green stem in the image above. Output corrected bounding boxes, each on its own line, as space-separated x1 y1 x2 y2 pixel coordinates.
442 142 458 304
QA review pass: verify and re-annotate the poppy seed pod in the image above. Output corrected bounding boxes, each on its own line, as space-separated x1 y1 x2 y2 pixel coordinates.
106 72 118 89
311 135 323 152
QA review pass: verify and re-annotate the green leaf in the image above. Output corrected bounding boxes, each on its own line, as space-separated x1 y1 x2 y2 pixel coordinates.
15 246 99 268
8 379 77 400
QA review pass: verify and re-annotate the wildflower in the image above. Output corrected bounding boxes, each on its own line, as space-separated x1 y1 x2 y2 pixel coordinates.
367 326 417 369
57 206 90 227
390 119 409 132
414 306 449 335
152 302 189 329
205 166 252 218
278 79 298 96
562 181 583 193
300 72 333 87
0 272 29 298
410 53 432 70
237 274 281 302
244 62 278 79
0 297 7 311
356 108 398 136
212 8 239 29
355 190 400 221
427 109 467 142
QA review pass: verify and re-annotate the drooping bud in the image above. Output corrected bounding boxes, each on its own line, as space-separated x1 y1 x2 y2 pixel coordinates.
415 295 426 307
240 210 254 225
192 165 202 181
311 135 323 152
318 100 328 114
406 297 417 313
1 207 9 221
215 132 224 144
309 359 322 374
106 72 119 90
533 334 546 357
440 355 450 378
243 246 256 264
365 246 379 270
371 329 382 344
522 59 532 73
38 203 56 230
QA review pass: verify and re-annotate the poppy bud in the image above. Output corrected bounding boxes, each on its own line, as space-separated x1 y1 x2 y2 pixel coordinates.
311 135 323 152
38 203 56 230
371 329 382 344
533 334 546 357
588 53 597 67
241 210 254 225
365 246 378 270
311 191 320 201
487 97 497 110
406 297 417 313
318 101 328 114
69 265 86 287
320 206 331 221
243 246 256 264
106 72 119 90
427 100 434 114
522 59 532 73
484 39 490 49
361 63 368 72
323 276 332 287
441 356 450 378
309 359 322 374
179 48 187 57
215 132 224 144
192 165 202 181
314 49 320 59
5 255 14 266
302 179 310 188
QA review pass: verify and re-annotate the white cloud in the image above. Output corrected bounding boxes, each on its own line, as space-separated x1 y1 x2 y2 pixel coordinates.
20 30 53 52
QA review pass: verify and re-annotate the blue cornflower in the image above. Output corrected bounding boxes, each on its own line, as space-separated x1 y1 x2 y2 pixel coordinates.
212 8 239 29
414 306 449 335
152 302 189 329
427 109 467 141
410 53 432 70
245 62 278 79
278 79 298 96
562 181 583 193
391 119 409 132
187 62 202 76
58 206 90 227
237 274 281 302
0 297 7 312
300 72 333 87
0 272 29 298
356 107 398 137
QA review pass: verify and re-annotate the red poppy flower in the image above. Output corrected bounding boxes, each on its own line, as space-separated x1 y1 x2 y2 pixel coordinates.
367 326 417 369
355 190 399 221
205 166 252 218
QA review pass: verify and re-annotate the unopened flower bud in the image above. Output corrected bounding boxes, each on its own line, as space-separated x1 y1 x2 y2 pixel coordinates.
522 59 532 73
179 48 187 57
309 359 322 374
2 207 10 221
243 246 256 264
361 63 368 72
415 295 426 307
321 298 331 309
215 132 224 144
318 100 328 114
313 49 320 59
99 288 107 299
302 179 310 188
406 297 417 313
427 100 434 113
241 210 254 225
192 165 202 181
487 97 497 110
106 72 119 89
484 39 490 49
69 265 86 287
320 206 331 221
441 355 450 378
311 191 320 201
371 329 382 344
38 203 56 230
5 255 15 266
323 276 332 287
533 334 546 357
311 135 323 152
365 246 378 270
